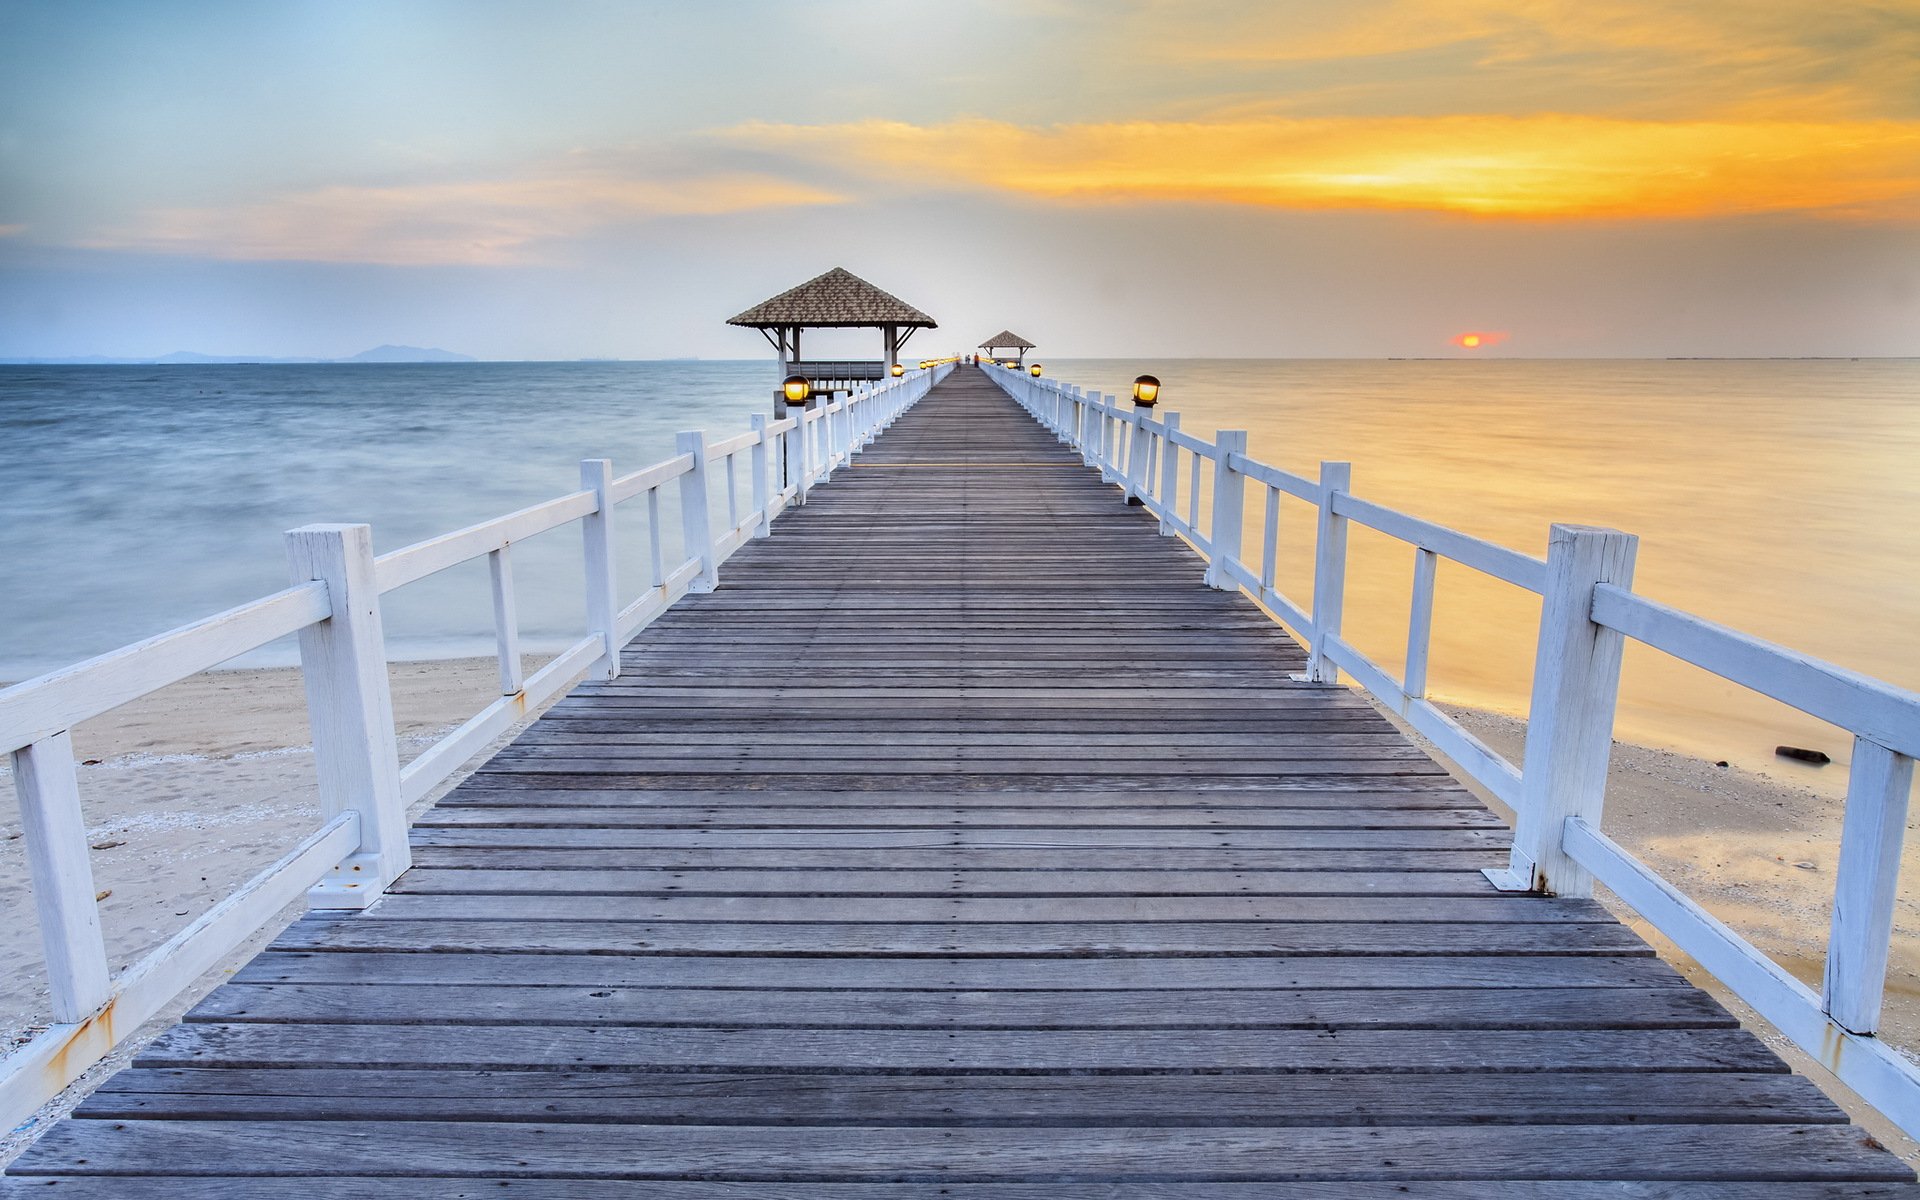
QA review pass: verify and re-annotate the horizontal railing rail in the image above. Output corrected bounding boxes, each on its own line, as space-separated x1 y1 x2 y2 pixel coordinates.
0 361 949 1130
985 361 1920 1138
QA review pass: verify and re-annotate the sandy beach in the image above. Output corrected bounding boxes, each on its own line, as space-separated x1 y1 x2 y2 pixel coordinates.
4 658 1914 1160
0 654 562 1156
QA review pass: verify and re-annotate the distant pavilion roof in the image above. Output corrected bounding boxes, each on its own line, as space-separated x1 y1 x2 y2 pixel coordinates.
978 331 1035 350
727 268 937 330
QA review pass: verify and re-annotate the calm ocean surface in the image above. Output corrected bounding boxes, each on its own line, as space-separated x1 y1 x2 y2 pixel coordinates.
2 359 1915 780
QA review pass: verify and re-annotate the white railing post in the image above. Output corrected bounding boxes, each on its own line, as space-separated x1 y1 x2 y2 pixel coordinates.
1076 389 1097 466
14 731 111 1022
1404 547 1438 700
579 458 620 681
1305 461 1353 683
1204 431 1249 589
1157 412 1182 534
285 523 410 907
749 413 773 537
1486 523 1638 896
676 430 719 592
1126 409 1153 504
488 546 524 694
793 407 813 503
1825 738 1917 1033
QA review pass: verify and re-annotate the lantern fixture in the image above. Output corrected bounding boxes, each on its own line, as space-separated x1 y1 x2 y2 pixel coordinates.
1029 364 1043 377
890 363 905 378
782 375 812 405
1131 374 1161 406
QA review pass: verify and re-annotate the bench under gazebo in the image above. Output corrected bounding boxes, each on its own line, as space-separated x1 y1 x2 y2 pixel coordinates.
728 267 938 395
979 330 1035 366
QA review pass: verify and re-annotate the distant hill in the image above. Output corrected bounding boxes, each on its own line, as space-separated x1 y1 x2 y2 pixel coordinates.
1 345 476 365
340 344 476 363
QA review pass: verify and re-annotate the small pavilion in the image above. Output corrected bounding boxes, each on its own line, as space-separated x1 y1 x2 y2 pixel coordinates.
728 267 937 394
978 330 1035 366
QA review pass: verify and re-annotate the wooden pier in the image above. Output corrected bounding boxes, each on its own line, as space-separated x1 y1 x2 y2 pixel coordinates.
4 369 1917 1193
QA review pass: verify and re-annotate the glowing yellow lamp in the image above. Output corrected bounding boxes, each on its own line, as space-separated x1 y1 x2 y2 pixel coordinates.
1131 374 1161 406
891 363 905 378
1029 364 1043 377
782 375 812 404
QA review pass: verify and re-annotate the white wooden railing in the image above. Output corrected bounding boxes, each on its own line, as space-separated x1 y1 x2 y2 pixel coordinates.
0 363 948 1129
985 362 1920 1137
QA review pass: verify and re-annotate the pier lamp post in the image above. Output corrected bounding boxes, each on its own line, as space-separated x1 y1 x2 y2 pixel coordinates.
1029 364 1043 377
1131 375 1161 407
782 375 812 408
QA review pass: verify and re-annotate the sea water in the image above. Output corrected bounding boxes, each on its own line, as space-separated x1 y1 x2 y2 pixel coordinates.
2 358 1915 781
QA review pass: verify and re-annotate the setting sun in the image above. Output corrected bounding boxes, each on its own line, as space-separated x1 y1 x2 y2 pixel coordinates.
1451 331 1508 349
1461 334 1481 348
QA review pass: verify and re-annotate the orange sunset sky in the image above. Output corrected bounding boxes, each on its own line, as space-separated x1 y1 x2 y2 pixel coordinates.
1 0 1916 358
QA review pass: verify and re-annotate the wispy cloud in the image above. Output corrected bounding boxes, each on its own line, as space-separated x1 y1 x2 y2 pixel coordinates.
0 224 25 237
1125 0 1920 121
724 114 1920 220
83 170 845 265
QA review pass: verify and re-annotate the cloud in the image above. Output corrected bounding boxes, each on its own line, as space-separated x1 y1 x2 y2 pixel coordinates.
82 170 845 265
723 114 1920 221
1125 0 1920 121
0 224 25 237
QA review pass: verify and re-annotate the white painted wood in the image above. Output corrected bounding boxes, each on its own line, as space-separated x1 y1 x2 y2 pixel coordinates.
1826 738 1917 1033
706 430 759 458
1204 432 1249 590
1126 410 1152 502
1187 449 1203 529
1405 547 1438 701
609 452 695 505
487 547 523 696
0 810 358 1134
1487 524 1637 897
617 559 702 642
373 490 598 592
749 414 773 536
12 731 110 1022
578 459 620 683
1165 425 1218 456
646 487 666 586
675 430 719 593
723 450 740 532
1259 486 1280 592
1323 632 1524 808
285 523 410 908
1332 492 1547 595
0 582 330 756
793 406 814 501
1222 452 1318 504
398 635 600 805
1305 461 1353 684
1157 412 1182 534
1216 556 1310 643
1565 815 1920 1142
1593 583 1920 760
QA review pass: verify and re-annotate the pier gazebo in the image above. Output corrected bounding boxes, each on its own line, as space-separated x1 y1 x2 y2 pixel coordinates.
728 267 937 394
979 330 1035 366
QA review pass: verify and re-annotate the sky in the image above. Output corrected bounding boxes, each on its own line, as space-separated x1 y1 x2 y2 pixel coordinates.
1 0 1917 359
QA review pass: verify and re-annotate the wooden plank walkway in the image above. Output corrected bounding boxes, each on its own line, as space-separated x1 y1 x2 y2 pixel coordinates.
5 369 1916 1195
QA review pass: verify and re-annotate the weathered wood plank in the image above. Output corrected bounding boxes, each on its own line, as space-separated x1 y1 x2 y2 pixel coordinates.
11 1121 1906 1181
268 916 1649 955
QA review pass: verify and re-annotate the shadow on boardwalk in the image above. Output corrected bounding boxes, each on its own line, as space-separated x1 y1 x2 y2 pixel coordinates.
4 370 1914 1193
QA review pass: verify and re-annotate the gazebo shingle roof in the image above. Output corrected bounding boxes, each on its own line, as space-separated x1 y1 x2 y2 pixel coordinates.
727 268 936 329
979 330 1036 350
